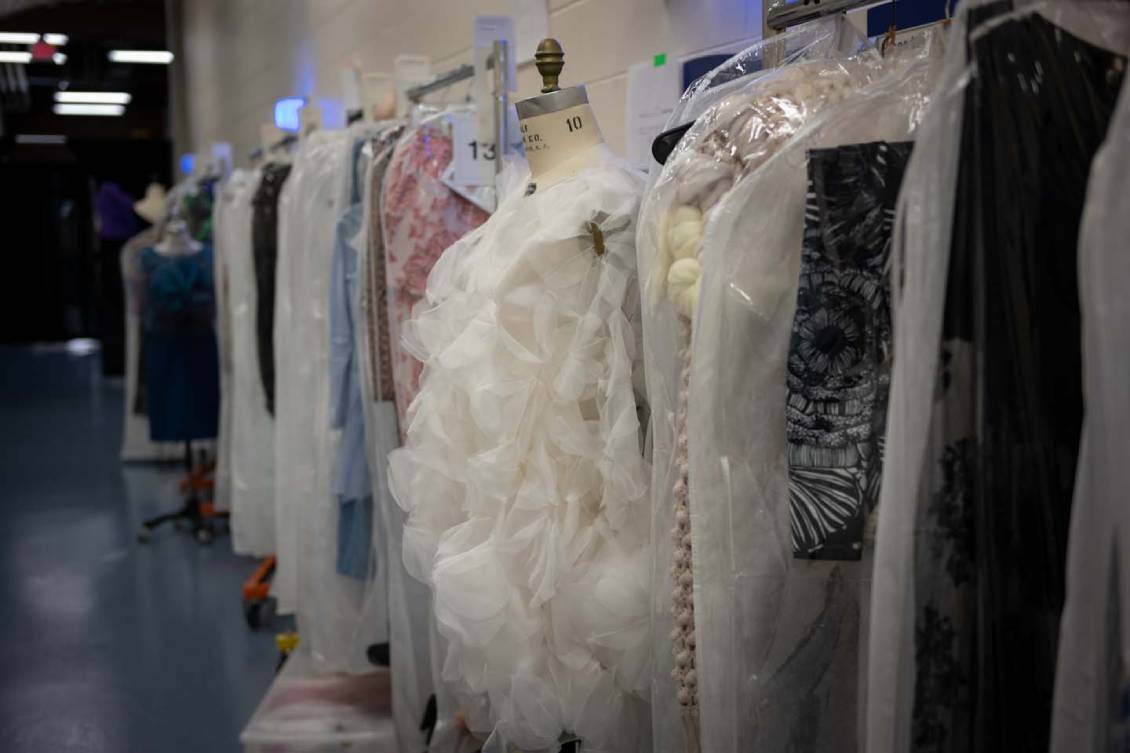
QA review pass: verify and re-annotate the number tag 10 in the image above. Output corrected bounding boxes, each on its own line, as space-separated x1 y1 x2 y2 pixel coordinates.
450 110 495 188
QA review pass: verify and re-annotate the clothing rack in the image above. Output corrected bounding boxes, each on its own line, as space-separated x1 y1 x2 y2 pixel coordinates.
405 63 477 102
405 40 511 177
766 0 875 31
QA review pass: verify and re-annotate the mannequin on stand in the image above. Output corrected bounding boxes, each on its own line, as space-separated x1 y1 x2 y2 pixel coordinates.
137 207 223 545
516 39 612 192
409 39 649 753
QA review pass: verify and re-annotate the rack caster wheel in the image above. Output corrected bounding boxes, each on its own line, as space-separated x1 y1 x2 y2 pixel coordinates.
195 527 213 545
137 527 152 544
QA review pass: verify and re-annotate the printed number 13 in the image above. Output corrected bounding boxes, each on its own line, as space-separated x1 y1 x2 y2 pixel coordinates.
467 141 497 160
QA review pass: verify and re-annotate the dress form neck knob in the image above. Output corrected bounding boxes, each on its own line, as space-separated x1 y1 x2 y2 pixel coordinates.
535 38 564 93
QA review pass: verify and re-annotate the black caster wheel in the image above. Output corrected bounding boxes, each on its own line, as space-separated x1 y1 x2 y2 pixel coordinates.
137 527 151 544
244 600 263 630
195 527 213 545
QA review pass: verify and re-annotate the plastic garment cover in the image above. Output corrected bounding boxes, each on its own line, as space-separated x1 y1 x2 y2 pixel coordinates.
322 122 393 666
1052 71 1130 753
635 27 899 752
119 225 186 461
356 122 442 753
380 118 490 439
867 3 1129 752
212 190 234 512
271 131 347 639
274 124 392 674
218 167 277 556
684 47 937 753
388 144 650 753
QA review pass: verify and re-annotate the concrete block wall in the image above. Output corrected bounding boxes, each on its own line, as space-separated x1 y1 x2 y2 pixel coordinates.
178 0 765 166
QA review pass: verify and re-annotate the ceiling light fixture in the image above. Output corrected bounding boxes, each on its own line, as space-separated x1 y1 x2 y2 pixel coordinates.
0 51 32 63
55 91 131 105
54 103 125 116
16 134 67 144
108 50 173 64
42 33 67 46
0 32 39 44
52 52 66 65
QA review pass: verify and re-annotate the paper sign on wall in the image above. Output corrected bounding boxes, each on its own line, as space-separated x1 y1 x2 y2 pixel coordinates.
625 56 681 173
474 15 516 92
510 0 549 64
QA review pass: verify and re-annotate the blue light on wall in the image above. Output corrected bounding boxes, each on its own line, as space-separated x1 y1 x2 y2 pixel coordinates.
274 97 306 133
179 152 194 175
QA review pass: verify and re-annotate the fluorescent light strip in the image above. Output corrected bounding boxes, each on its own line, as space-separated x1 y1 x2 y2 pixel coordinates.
108 50 173 64
54 103 125 116
16 134 66 144
55 91 131 104
42 33 67 46
0 32 39 44
0 51 32 63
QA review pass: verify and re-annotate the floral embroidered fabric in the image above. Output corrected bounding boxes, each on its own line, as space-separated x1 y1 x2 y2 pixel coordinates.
380 123 489 438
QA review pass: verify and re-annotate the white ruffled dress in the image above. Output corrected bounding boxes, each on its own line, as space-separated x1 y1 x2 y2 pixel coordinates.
388 145 652 752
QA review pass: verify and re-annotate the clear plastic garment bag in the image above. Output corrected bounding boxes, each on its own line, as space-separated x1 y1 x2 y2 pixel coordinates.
216 168 278 554
636 19 867 752
378 110 492 749
271 129 358 674
356 122 443 753
635 16 940 753
212 183 235 514
1052 65 1130 753
688 43 936 753
868 3 1129 752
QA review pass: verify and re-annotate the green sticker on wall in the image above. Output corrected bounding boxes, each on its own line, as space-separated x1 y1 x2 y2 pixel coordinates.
653 53 667 67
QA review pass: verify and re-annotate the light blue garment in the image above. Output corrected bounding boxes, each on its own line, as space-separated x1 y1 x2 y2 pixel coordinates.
329 204 370 502
329 137 374 580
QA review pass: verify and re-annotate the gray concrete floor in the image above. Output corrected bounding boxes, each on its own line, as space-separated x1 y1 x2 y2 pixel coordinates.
0 346 278 752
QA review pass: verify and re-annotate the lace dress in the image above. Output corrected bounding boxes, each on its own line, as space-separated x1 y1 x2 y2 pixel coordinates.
388 145 651 753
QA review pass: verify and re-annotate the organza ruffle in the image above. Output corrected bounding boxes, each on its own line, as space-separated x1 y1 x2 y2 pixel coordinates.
388 147 650 752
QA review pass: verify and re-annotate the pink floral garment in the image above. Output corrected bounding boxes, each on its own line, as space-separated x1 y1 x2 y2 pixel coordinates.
380 122 489 440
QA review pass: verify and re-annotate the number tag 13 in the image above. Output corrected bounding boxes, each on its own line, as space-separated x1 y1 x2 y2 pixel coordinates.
450 110 495 187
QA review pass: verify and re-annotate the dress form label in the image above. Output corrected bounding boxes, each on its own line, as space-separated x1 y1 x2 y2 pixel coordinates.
520 102 604 181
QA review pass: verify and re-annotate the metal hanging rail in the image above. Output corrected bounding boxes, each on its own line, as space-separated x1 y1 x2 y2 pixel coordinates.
406 49 503 103
405 63 475 102
766 0 876 31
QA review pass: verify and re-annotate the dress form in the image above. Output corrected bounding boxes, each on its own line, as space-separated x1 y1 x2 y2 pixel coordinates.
516 39 610 191
156 216 203 256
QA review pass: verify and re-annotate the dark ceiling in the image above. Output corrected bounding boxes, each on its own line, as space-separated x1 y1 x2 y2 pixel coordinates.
0 0 168 142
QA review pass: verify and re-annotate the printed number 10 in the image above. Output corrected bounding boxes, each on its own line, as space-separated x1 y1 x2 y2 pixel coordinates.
565 115 583 133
